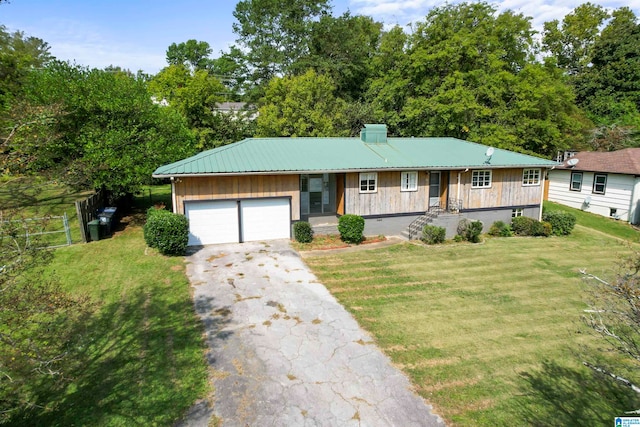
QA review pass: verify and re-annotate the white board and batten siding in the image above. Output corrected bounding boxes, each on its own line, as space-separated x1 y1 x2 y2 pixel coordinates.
548 170 640 223
185 198 291 246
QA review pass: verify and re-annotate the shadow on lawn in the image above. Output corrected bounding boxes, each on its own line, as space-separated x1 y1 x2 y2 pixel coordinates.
13 288 232 426
515 360 639 426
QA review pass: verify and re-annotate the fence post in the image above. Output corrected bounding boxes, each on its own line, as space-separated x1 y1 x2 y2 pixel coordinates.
75 200 88 243
63 212 72 246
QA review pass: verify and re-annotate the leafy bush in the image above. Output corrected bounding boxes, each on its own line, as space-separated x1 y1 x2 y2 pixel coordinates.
144 207 189 255
456 218 472 237
466 220 484 243
338 214 365 244
542 211 576 235
293 221 314 243
457 218 483 242
511 216 551 237
488 221 513 237
422 225 446 244
511 216 535 236
453 234 464 242
534 221 553 237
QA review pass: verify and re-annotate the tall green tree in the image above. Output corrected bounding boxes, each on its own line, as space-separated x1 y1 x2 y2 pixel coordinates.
149 64 247 149
295 12 382 101
574 7 640 131
364 2 588 156
5 61 195 196
256 69 347 137
166 39 213 72
231 0 331 98
0 25 52 109
365 26 411 135
542 3 610 75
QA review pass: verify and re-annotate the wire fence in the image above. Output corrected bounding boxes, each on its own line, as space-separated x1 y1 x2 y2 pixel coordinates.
1 213 72 249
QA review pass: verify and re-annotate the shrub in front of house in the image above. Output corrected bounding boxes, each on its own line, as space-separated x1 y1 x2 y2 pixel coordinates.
422 225 446 244
511 216 552 237
542 211 576 235
144 207 189 255
338 214 365 244
511 216 535 236
466 220 484 243
456 218 483 243
488 220 513 237
293 221 314 243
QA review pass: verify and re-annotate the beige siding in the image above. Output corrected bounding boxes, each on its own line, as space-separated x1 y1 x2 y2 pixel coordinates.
174 175 300 220
460 168 542 209
344 171 429 216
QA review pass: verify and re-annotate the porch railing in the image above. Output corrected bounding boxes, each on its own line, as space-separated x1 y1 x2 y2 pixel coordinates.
428 198 463 213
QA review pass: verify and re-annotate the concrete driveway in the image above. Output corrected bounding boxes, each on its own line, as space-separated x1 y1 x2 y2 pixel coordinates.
183 239 444 427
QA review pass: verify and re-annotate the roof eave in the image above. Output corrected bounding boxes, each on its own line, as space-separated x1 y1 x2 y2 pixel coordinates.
153 163 557 178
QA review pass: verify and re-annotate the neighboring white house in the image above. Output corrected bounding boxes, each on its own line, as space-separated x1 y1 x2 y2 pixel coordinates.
547 148 640 224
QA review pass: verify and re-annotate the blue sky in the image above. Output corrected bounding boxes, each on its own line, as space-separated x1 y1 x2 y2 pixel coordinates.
2 0 639 75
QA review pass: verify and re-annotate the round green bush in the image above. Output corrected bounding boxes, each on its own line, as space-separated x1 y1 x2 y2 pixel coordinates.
337 214 365 244
488 221 513 237
456 218 483 242
542 211 576 235
511 216 551 237
422 225 446 244
143 207 170 248
511 216 535 236
293 221 314 243
144 207 189 255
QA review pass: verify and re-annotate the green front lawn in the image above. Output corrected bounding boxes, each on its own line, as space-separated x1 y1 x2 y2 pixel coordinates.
304 227 640 425
3 180 209 426
37 218 209 426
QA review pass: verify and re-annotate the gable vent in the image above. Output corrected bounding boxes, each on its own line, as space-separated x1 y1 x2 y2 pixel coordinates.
360 124 388 144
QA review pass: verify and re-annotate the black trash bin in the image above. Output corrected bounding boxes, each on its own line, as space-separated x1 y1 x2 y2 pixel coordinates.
97 207 117 235
88 219 101 242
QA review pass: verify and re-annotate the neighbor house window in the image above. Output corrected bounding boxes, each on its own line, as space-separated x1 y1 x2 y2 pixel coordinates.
401 171 418 192
592 173 607 195
522 169 540 186
359 172 377 193
610 208 618 218
570 172 582 192
512 208 523 218
472 170 492 188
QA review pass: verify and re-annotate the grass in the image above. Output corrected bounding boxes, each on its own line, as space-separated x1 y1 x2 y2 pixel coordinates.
303 227 640 425
544 200 640 242
4 181 209 426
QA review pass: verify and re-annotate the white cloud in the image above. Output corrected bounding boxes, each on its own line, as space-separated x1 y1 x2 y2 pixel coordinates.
347 0 640 32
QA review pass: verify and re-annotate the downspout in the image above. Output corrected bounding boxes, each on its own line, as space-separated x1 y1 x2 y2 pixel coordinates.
539 169 549 221
170 177 178 214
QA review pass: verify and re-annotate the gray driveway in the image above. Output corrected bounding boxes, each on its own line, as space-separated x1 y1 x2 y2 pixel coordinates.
183 239 444 427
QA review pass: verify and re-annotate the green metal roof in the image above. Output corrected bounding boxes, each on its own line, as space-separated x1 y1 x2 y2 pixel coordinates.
153 134 558 177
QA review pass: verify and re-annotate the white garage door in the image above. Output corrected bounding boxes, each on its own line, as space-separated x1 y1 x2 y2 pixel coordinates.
185 200 239 246
241 198 291 242
184 198 291 246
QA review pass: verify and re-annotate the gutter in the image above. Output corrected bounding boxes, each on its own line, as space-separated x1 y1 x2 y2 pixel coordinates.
153 164 559 179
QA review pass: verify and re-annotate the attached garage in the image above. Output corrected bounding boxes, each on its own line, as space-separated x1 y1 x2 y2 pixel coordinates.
185 198 291 246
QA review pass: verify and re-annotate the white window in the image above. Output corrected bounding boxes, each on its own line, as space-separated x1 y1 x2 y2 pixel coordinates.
512 208 523 218
359 172 377 193
401 171 418 192
472 170 492 188
522 169 540 186
593 173 607 195
570 172 582 192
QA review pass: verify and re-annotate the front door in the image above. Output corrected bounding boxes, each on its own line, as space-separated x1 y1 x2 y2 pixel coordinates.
300 174 337 217
429 172 441 208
